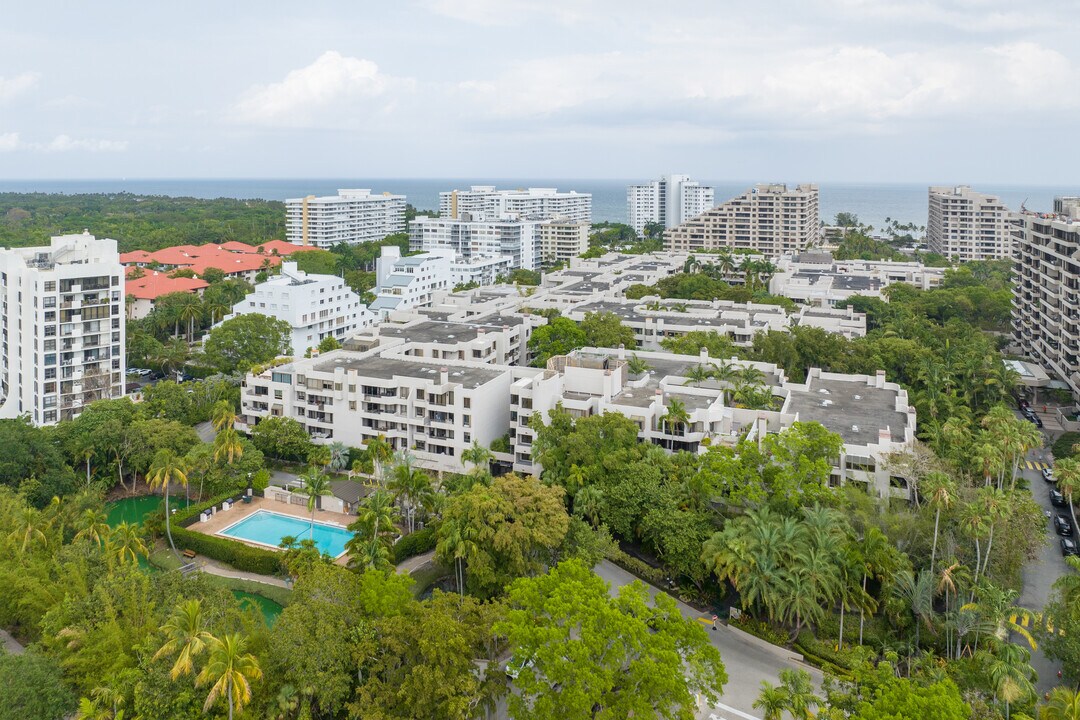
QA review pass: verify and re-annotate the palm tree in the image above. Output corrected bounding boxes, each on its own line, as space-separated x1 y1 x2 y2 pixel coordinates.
982 643 1035 720
891 569 935 650
626 354 651 375
753 682 789 720
74 509 110 546
153 337 189 377
1056 458 1080 542
108 522 148 565
1043 687 1080 720
213 427 244 466
979 486 1009 577
146 449 190 557
271 684 301 720
660 397 690 444
923 472 956 576
364 434 393 486
684 364 712 387
573 485 604 528
346 489 398 571
461 440 493 478
196 633 263 720
388 461 433 534
779 669 820 720
203 296 229 326
327 441 350 472
153 599 213 680
75 697 123 720
298 465 332 540
961 502 989 594
8 506 48 552
177 295 203 341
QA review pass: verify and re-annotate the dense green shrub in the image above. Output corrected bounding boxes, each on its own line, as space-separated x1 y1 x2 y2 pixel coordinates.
171 525 282 575
1052 431 1080 460
731 616 789 647
604 546 667 587
392 524 439 563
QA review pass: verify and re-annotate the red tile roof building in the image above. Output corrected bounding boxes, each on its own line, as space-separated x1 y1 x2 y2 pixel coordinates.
125 269 210 319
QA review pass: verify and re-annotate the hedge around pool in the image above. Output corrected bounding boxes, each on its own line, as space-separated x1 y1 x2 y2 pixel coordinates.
168 488 284 576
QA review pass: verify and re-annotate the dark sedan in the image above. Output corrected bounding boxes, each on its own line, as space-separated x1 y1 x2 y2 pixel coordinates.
1054 515 1074 537
1051 489 1067 507
1062 537 1079 557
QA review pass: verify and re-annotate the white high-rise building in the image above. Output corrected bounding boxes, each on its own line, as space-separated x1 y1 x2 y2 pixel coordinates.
370 246 455 318
225 262 374 357
285 189 406 248
538 220 590 266
409 215 540 271
0 232 125 425
1012 201 1080 395
439 186 591 223
627 174 715 234
665 183 820 258
927 186 1018 261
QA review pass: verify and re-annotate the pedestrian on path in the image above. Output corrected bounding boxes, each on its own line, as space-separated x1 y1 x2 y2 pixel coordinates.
711 615 718 631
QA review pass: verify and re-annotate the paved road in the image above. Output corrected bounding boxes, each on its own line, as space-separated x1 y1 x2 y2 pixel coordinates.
194 420 217 444
594 560 821 720
0 628 24 655
1017 441 1070 693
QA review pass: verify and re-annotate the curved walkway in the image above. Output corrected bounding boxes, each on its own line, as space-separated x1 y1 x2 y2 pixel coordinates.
395 549 436 575
196 557 291 589
0 628 24 655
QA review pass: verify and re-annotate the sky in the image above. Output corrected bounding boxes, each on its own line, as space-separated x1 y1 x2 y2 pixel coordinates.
1 0 1078 183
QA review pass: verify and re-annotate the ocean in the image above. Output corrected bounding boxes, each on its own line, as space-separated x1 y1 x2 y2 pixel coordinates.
0 178 1074 233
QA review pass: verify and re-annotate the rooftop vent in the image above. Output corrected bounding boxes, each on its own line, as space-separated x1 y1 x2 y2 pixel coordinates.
854 394 862 400
851 425 859 433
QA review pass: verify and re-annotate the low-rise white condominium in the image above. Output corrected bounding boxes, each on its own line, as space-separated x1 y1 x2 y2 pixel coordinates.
927 186 1017 261
440 186 592 223
769 251 947 307
0 231 126 425
665 184 821 258
538 220 590 266
627 174 716 234
226 262 374 357
370 247 454 318
285 189 406 248
409 215 540 271
1012 201 1080 394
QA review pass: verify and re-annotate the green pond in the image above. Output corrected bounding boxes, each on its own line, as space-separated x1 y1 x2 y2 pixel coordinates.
105 497 283 626
105 495 191 527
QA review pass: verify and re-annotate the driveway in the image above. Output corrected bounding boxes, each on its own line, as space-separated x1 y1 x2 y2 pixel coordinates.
195 421 217 444
1017 441 1070 693
0 628 24 655
594 560 821 720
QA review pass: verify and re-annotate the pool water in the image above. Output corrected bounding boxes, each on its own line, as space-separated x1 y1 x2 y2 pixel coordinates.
219 510 353 558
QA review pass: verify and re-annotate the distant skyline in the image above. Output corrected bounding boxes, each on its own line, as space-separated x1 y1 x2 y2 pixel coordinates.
2 1 1079 184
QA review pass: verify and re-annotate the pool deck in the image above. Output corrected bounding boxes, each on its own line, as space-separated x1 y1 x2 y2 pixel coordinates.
186 496 355 565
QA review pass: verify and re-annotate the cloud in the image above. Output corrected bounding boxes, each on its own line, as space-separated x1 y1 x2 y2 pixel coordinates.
0 133 127 152
44 135 128 152
0 72 40 102
230 51 410 127
422 0 590 27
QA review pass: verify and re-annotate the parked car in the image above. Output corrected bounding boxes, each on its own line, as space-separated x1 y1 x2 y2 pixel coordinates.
1062 537 1079 557
1054 515 1074 537
1030 414 1044 428
1044 467 1056 482
1018 398 1031 411
505 653 535 680
1051 488 1067 506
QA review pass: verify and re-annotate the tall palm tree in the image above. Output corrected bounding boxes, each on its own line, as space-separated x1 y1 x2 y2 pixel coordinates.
177 295 203 341
108 521 148 566
213 427 244 465
891 568 935 650
1056 458 1080 542
211 400 237 432
982 643 1035 720
203 296 229 326
388 461 433 534
153 599 213 680
573 485 604 528
779 668 820 720
8 506 48 552
364 434 393 486
147 449 190 558
346 489 398 571
660 397 690 444
74 509 110 546
196 633 263 720
961 502 989 594
923 472 956 576
979 486 1009 577
298 465 332 540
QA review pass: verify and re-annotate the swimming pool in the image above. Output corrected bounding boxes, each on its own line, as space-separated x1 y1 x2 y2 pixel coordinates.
218 510 354 558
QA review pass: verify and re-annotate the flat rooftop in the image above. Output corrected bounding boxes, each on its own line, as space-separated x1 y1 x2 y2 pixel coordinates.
787 376 908 445
311 354 504 388
378 317 523 345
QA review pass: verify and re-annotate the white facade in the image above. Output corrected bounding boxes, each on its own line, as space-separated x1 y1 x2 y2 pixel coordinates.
226 262 373 356
409 215 540 271
768 251 948 307
627 174 716 234
371 247 454 318
538 220 590 266
440 186 591 223
665 184 821 258
1012 206 1080 395
0 232 126 425
285 189 406 248
927 186 1017 261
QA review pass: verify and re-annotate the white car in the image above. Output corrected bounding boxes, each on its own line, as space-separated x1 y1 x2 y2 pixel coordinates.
505 653 535 680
